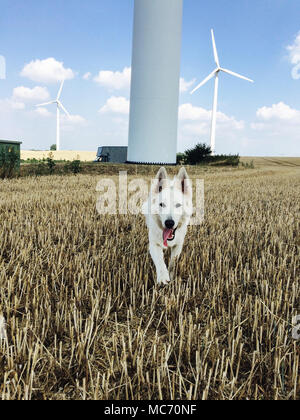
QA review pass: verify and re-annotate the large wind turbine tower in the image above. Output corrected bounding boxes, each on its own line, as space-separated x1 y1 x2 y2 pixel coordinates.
127 0 183 165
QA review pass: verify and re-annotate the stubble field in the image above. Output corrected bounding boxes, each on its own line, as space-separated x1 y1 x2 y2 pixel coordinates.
0 161 299 400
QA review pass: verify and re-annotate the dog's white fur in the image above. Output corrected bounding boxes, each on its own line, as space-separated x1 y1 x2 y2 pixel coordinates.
143 167 193 285
0 314 7 340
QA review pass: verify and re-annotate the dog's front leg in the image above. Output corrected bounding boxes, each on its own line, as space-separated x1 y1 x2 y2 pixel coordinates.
169 243 183 281
149 244 170 285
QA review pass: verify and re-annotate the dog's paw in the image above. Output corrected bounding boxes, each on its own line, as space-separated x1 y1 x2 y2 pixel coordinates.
157 271 170 285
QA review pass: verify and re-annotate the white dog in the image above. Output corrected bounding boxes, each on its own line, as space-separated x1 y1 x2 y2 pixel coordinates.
0 313 7 340
143 167 193 285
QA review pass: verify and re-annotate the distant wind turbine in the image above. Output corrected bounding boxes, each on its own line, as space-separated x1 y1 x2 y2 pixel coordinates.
191 29 254 155
36 80 70 151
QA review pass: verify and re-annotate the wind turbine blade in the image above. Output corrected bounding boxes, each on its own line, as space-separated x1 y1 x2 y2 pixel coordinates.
58 101 71 117
56 80 65 100
211 29 220 67
190 69 218 94
220 68 254 83
35 101 55 107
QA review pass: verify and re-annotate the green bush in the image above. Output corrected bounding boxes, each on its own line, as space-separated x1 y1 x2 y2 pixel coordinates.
176 153 186 165
29 157 56 176
241 160 254 169
184 143 212 165
34 162 48 176
64 159 82 175
0 147 20 178
225 155 240 167
209 155 240 167
182 143 240 167
47 157 56 174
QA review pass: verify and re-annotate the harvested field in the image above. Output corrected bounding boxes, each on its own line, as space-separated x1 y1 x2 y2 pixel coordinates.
241 157 300 167
21 150 96 162
0 163 299 400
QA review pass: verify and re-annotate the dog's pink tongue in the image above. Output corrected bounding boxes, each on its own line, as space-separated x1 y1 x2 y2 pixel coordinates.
163 229 173 247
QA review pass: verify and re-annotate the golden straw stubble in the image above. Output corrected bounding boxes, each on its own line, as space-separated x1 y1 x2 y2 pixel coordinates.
0 160 299 400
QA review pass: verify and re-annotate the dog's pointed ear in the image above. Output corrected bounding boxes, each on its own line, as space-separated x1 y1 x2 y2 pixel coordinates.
153 167 168 194
176 167 191 196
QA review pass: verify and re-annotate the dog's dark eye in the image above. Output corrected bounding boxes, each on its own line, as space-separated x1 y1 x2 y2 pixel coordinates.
176 203 182 208
160 203 166 208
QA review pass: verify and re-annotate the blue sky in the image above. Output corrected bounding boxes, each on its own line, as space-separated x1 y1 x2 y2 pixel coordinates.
0 0 300 156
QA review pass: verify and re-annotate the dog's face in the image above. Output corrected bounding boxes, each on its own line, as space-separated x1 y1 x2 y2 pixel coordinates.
150 168 193 242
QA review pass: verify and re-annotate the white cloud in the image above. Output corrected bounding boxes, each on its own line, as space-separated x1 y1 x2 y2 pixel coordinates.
287 32 300 80
177 103 245 153
99 96 130 115
31 105 86 125
12 86 50 102
64 114 86 124
180 122 209 137
287 33 300 65
179 103 244 129
34 107 53 118
0 98 25 111
250 102 300 155
256 102 300 121
250 122 265 131
59 114 87 133
11 101 25 110
180 77 196 93
291 63 300 80
21 58 75 83
83 72 91 80
179 103 211 121
94 67 131 90
59 114 87 130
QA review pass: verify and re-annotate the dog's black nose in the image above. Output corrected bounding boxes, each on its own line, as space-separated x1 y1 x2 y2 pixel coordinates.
165 219 175 229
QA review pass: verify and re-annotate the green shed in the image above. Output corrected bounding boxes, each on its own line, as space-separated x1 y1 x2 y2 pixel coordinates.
0 139 22 169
